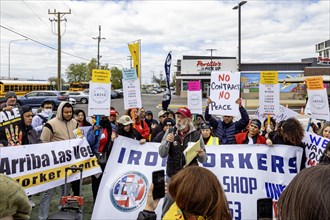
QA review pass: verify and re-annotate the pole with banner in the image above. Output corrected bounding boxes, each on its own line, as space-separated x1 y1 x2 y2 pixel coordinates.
162 52 172 110
88 69 111 135
128 40 141 79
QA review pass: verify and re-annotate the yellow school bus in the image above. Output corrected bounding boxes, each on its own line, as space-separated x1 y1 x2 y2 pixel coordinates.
69 82 89 91
0 80 51 98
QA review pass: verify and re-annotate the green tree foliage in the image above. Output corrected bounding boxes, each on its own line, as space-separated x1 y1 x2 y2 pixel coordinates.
110 67 122 89
48 77 65 89
65 63 88 82
66 58 110 83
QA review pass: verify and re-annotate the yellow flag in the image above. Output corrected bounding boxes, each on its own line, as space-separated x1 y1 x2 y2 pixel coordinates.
128 42 140 78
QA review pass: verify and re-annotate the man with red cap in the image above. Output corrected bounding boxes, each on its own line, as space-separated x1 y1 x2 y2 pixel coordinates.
159 106 207 216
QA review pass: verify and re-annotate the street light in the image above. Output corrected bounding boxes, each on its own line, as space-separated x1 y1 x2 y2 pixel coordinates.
206 49 217 71
233 0 247 71
8 38 28 79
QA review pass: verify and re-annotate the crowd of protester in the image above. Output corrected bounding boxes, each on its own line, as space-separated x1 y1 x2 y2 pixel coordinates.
0 91 329 219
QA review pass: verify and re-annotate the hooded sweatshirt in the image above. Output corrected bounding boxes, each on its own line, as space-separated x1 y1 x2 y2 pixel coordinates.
40 101 78 143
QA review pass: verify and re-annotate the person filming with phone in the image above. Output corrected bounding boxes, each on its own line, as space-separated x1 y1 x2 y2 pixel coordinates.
158 107 207 217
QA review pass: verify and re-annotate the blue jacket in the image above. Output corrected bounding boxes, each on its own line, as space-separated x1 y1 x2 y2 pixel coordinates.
205 106 249 144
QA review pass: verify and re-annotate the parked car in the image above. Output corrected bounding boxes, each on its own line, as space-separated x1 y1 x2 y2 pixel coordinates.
111 91 118 99
67 91 89 104
17 91 68 109
68 98 77 106
146 90 157 94
114 89 123 98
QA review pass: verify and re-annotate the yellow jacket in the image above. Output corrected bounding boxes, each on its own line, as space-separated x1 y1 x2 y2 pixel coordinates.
163 202 205 220
206 136 219 145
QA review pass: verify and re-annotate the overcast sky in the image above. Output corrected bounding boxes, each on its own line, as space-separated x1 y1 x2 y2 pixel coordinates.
1 0 329 83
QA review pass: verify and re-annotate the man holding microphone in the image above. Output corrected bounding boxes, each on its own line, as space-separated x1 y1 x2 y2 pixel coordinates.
158 107 207 216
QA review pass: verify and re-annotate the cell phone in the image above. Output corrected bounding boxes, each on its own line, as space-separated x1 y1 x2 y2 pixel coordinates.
152 170 165 200
257 198 273 219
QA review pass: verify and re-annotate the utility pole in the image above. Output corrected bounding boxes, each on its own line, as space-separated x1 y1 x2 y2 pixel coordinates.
93 25 106 69
206 49 217 71
127 56 132 68
49 9 71 91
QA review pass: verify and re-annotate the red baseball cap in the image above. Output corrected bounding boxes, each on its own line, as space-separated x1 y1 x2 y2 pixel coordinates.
175 107 192 118
110 110 116 115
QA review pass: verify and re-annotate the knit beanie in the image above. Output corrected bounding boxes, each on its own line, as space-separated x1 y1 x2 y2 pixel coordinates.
0 174 31 219
5 91 17 101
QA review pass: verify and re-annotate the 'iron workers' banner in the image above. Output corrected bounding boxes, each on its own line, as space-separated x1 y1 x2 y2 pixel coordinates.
0 138 102 195
92 136 303 219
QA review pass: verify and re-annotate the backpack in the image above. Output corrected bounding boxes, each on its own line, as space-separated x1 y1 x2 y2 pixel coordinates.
37 114 55 125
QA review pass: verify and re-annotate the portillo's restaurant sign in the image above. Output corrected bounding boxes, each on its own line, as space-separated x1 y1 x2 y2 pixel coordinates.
317 57 330 65
181 58 237 75
196 61 222 73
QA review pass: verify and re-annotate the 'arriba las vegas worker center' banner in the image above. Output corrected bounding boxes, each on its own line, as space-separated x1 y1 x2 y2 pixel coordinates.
0 138 102 195
92 136 303 219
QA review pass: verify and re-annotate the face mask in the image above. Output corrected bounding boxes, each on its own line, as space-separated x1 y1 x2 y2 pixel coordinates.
43 109 52 114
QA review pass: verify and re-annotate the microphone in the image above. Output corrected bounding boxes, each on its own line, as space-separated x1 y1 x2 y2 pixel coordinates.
171 126 177 135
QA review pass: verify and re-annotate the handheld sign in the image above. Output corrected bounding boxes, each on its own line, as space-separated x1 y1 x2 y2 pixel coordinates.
89 69 111 135
259 71 279 116
209 71 240 116
305 76 330 121
187 81 202 114
122 69 142 110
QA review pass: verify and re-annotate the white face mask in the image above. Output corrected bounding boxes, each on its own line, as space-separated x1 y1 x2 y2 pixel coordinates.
43 108 52 114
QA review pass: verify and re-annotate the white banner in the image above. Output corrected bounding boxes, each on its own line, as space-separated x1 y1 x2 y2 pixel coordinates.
302 131 329 167
255 105 298 123
88 82 111 116
209 71 240 116
259 84 280 115
307 88 330 121
92 136 303 219
123 79 142 110
187 90 202 114
0 138 102 195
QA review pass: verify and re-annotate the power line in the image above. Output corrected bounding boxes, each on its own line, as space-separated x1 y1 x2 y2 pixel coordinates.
0 24 90 61
21 0 52 32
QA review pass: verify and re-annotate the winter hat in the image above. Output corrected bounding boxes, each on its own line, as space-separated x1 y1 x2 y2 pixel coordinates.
163 118 175 126
5 91 17 101
0 174 31 219
201 122 211 130
21 106 32 115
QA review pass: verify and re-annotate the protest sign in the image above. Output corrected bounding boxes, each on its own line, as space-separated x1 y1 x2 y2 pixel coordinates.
92 69 111 83
122 78 142 110
259 71 279 115
305 77 330 121
0 138 102 195
209 71 240 116
302 131 329 167
92 136 302 219
255 105 298 123
122 69 138 80
0 107 22 146
187 81 202 114
88 82 111 116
